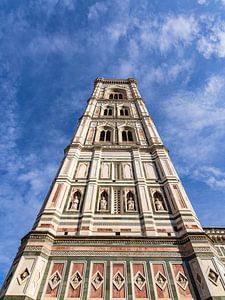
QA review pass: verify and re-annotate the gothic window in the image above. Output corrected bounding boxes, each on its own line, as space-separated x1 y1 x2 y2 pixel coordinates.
99 130 111 142
108 92 125 100
120 107 129 117
122 130 134 142
103 107 113 116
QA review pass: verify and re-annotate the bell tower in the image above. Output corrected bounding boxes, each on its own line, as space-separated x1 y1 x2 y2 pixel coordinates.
1 78 225 300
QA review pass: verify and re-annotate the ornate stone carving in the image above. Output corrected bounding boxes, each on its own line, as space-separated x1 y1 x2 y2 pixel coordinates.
99 191 108 211
155 271 167 290
49 271 62 290
69 190 81 210
70 271 82 290
134 271 146 291
17 268 30 285
208 268 219 285
91 271 104 290
127 197 135 211
113 271 125 291
176 271 188 290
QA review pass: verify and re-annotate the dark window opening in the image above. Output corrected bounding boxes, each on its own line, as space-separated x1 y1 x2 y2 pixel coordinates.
106 130 111 141
128 131 133 141
100 131 105 141
100 130 111 142
109 94 113 99
122 131 127 141
122 130 134 142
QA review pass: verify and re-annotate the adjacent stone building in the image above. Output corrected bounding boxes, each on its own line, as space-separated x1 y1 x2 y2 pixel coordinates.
1 78 225 299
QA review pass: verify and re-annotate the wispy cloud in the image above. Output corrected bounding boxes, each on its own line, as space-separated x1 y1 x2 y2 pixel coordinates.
162 74 225 188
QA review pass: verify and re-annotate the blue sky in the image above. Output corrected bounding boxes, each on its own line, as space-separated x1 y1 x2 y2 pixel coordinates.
1 0 225 286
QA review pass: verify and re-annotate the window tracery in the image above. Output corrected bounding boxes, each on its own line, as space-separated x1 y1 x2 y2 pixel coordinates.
122 130 134 142
103 107 113 116
108 93 123 100
99 130 111 142
120 107 129 116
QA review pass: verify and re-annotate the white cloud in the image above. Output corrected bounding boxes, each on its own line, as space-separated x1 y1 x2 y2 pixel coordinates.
159 16 199 52
139 15 199 53
197 20 225 58
193 166 225 189
88 2 108 20
162 74 225 188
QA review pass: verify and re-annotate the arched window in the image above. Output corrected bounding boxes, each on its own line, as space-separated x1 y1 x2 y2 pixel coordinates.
122 131 127 141
103 107 113 116
99 129 112 142
120 107 129 116
106 130 111 141
128 130 133 141
100 131 105 141
122 130 134 142
107 90 126 100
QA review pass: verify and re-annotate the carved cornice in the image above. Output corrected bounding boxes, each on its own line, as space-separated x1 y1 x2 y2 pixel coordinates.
203 227 225 244
94 77 137 86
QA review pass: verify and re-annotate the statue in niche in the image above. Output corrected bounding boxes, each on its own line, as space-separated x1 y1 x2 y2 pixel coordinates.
99 192 108 211
127 193 135 211
154 192 165 211
69 191 81 210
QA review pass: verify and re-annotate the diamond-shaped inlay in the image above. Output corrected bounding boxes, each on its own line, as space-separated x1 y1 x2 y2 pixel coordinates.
208 269 219 286
134 271 146 291
49 271 62 290
176 271 188 291
17 268 30 285
70 271 82 290
91 271 104 290
113 271 125 291
155 271 167 290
